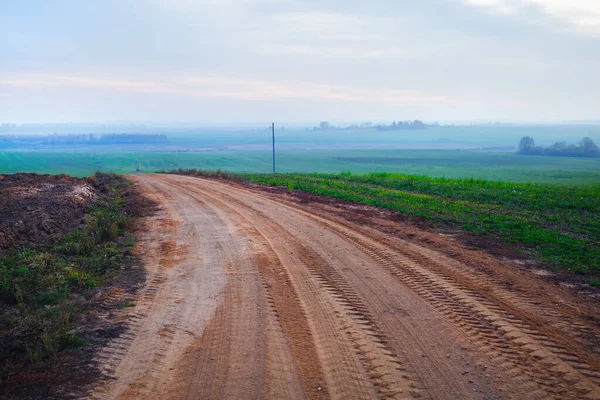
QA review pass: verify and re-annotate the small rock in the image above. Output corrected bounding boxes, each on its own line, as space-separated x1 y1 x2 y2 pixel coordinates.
461 346 467 351
317 386 322 391
462 370 470 375
446 353 450 358
465 361 470 365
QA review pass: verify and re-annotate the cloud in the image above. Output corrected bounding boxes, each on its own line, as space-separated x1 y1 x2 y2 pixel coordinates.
2 1 598 122
232 10 429 62
0 74 454 105
1 76 165 92
268 44 408 59
148 4 420 61
464 0 600 35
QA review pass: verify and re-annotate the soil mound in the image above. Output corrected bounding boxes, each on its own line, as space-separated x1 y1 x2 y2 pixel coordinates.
0 173 98 252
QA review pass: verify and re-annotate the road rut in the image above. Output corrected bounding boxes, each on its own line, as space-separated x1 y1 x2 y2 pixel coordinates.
88 174 600 400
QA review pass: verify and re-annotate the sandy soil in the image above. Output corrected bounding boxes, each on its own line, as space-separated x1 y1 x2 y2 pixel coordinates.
87 174 600 400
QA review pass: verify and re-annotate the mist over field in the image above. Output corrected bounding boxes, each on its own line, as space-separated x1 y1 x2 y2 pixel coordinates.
3 122 600 149
1 122 599 184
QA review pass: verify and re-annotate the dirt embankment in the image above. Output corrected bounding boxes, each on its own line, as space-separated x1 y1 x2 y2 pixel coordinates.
0 173 98 252
0 173 154 400
83 174 600 400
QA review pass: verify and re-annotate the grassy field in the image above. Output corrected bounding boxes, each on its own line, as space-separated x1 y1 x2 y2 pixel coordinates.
171 170 600 281
1 149 600 184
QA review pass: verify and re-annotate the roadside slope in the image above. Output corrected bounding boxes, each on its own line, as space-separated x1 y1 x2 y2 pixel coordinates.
91 174 600 400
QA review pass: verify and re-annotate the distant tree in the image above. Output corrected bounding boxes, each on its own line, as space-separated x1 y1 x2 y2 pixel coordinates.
551 141 568 151
518 136 535 153
580 137 600 157
319 121 332 130
517 136 600 158
412 120 425 128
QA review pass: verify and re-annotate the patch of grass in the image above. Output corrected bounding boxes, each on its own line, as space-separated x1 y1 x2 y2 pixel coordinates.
169 169 600 278
0 173 140 372
59 333 89 349
119 300 136 308
34 290 68 306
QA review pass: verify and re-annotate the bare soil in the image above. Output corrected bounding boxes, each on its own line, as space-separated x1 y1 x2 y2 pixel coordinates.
0 173 98 252
85 174 600 399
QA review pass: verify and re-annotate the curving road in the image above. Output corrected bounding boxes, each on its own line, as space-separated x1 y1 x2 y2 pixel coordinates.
89 174 600 400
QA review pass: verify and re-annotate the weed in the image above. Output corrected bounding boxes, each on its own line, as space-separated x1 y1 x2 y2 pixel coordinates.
59 333 89 349
119 300 136 308
34 290 67 306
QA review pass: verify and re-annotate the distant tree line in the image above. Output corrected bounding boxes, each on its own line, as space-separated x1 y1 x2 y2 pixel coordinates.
313 120 437 131
94 134 168 145
376 120 429 131
0 133 169 145
517 136 600 158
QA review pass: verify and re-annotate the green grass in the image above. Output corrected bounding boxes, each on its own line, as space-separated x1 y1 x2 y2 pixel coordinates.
171 169 600 277
588 279 600 287
119 300 136 308
2 149 600 184
0 173 138 368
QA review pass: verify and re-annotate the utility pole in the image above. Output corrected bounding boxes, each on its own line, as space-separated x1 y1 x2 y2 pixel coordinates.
272 122 276 174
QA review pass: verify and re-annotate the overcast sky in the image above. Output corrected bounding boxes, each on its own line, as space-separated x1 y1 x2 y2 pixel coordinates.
1 0 599 124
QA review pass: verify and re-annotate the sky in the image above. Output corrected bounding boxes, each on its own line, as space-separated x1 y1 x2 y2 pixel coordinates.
1 0 599 124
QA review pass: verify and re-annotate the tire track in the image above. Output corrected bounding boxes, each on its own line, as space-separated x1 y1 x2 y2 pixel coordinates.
302 206 600 376
88 177 230 399
156 178 324 399
175 177 493 399
289 202 600 399
187 175 600 399
164 177 421 399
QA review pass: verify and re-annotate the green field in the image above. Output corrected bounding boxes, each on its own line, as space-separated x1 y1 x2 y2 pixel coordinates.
1 149 600 184
171 169 600 280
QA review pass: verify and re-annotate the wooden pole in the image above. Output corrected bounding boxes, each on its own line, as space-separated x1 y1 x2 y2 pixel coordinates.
272 122 276 174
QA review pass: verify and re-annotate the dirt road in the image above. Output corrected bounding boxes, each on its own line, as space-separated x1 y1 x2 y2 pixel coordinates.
89 174 600 400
